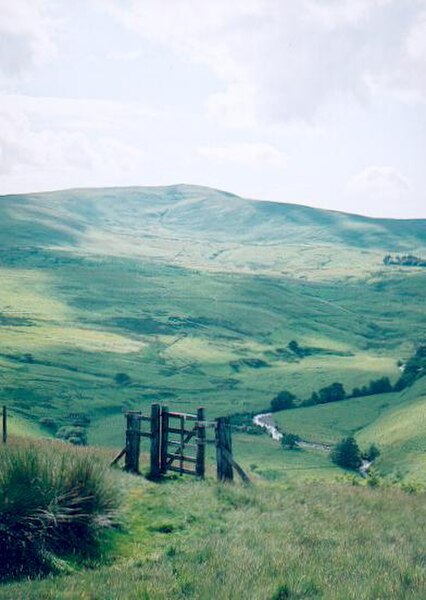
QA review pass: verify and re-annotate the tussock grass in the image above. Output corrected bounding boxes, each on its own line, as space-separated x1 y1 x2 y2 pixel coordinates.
1 475 425 599
0 439 119 580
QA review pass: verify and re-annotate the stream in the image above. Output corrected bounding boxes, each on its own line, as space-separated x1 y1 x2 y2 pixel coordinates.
253 412 372 474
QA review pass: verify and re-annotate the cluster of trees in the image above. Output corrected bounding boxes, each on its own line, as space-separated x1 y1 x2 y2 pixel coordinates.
383 254 426 267
270 345 425 413
331 437 380 470
56 426 88 446
39 413 91 446
270 390 296 411
280 433 381 472
281 432 300 449
351 376 392 398
394 345 426 391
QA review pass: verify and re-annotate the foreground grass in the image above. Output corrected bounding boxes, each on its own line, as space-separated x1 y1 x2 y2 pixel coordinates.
0 439 119 580
1 467 425 599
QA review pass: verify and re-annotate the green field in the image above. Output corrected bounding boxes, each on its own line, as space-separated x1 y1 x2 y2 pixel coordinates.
0 185 425 480
1 444 425 599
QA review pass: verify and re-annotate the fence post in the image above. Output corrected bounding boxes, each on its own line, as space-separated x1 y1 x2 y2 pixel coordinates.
149 403 161 479
2 406 7 444
125 412 141 473
196 407 205 479
216 417 233 482
160 406 169 474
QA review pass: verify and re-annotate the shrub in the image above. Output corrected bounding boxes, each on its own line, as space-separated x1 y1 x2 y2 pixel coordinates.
0 441 119 580
56 426 87 446
114 372 132 386
368 377 392 395
271 390 296 412
364 444 380 462
394 345 426 391
331 437 362 470
318 382 346 404
39 417 58 433
281 433 300 449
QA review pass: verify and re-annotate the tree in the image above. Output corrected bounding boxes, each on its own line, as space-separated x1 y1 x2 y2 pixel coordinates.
288 340 300 354
368 377 392 395
318 382 346 404
270 390 296 412
281 432 300 449
56 426 87 446
364 444 380 462
331 437 362 470
114 372 131 386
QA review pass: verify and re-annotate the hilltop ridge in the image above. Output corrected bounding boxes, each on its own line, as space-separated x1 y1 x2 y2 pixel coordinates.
1 185 425 280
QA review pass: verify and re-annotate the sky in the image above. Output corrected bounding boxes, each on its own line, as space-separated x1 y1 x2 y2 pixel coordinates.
0 0 425 218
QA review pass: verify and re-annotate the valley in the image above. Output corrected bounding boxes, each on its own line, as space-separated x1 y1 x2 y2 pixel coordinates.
0 185 425 481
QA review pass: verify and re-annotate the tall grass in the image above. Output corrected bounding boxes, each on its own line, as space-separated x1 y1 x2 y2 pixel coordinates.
0 439 119 580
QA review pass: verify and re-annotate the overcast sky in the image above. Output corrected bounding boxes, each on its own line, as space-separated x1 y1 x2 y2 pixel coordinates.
0 0 425 218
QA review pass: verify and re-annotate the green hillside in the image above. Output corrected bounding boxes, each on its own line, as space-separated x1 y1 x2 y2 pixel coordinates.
1 445 425 599
0 185 425 480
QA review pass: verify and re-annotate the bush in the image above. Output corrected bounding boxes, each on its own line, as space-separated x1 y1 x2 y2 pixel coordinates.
394 345 426 391
114 372 132 386
364 444 380 462
39 417 58 433
56 426 87 446
281 433 300 449
331 437 362 470
270 390 296 412
318 382 346 404
0 441 119 580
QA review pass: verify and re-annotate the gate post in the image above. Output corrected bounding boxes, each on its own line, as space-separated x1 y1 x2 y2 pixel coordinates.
149 403 161 479
160 406 169 474
2 406 7 444
196 407 205 479
125 412 141 473
215 417 234 482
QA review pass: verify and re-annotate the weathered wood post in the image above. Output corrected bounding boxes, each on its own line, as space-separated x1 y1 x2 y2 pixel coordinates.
160 406 169 474
125 412 141 473
216 417 234 482
149 403 161 479
2 406 7 444
196 407 205 479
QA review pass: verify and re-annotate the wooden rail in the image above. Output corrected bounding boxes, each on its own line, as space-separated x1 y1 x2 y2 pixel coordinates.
114 404 250 484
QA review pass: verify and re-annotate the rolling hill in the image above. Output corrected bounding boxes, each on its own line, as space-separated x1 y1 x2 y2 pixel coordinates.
0 185 425 480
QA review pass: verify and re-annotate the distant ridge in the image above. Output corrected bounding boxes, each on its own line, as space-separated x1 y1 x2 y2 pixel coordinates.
1 184 425 254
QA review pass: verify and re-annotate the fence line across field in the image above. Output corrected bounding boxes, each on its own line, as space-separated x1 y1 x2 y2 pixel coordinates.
1 403 250 484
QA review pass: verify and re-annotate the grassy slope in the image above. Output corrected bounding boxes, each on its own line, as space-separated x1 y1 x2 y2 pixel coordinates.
274 377 426 481
0 185 425 479
357 378 426 480
1 463 425 600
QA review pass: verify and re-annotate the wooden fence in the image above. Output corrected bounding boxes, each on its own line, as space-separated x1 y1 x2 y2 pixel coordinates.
1 403 249 483
112 404 250 483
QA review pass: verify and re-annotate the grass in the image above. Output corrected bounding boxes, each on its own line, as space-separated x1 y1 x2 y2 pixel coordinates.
1 466 425 599
0 438 119 580
274 392 402 445
0 184 425 482
357 378 426 481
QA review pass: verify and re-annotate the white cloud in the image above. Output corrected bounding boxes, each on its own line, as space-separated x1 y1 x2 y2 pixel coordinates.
345 166 412 217
0 95 155 192
0 0 58 78
198 142 287 167
101 0 426 127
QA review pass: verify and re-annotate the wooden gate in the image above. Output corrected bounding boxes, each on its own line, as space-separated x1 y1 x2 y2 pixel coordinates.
112 404 249 483
160 407 206 477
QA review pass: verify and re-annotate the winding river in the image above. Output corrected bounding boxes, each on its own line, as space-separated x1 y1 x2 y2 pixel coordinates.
253 412 372 474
